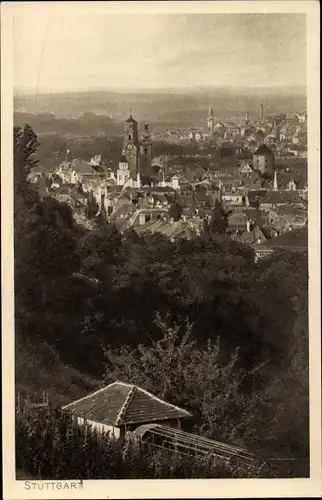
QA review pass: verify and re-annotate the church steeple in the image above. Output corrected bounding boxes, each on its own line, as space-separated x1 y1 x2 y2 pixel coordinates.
123 111 139 175
207 105 214 138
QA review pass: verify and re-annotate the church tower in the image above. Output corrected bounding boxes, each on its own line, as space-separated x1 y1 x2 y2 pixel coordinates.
123 111 140 176
207 106 214 136
140 122 152 177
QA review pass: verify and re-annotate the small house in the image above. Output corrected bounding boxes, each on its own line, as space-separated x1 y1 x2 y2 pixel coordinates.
62 381 191 440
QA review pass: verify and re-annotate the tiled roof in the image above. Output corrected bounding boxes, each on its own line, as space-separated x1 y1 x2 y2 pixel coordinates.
239 225 267 245
247 189 269 204
275 205 307 217
112 203 134 219
139 220 166 233
261 190 303 205
63 381 191 426
71 159 97 175
134 220 158 234
253 227 308 249
254 144 274 156
157 221 184 238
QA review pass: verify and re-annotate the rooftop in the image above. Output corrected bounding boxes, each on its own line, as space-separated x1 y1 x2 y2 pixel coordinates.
253 227 308 250
261 190 304 205
254 144 274 156
62 381 191 426
70 159 98 175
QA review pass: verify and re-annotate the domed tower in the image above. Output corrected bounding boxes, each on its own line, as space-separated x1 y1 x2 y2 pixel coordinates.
140 122 152 177
123 111 140 175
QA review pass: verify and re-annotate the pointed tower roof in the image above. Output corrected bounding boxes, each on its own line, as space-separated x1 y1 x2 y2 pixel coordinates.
125 110 137 124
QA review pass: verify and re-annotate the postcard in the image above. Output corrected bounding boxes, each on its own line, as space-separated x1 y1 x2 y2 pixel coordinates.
1 1 321 498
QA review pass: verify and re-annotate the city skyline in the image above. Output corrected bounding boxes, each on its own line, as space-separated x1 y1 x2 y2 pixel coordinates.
13 13 306 94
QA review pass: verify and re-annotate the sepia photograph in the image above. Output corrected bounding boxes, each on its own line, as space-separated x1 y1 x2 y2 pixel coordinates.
1 1 321 498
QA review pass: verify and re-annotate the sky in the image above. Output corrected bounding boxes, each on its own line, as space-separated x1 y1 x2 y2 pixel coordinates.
13 12 307 94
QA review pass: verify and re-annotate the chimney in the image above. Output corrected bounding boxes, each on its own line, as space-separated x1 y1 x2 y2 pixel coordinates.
246 220 251 233
136 172 141 188
260 104 264 121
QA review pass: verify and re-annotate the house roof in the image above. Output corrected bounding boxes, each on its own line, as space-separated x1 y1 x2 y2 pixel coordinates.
253 227 308 250
261 190 303 205
71 159 97 175
275 205 307 217
62 381 191 426
254 144 274 156
111 203 134 219
134 220 160 234
239 225 267 245
247 189 269 204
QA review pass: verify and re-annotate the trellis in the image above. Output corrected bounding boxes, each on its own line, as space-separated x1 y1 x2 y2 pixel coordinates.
131 423 258 469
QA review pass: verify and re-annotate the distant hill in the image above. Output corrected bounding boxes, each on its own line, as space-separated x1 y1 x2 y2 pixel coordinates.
14 111 123 136
14 87 307 126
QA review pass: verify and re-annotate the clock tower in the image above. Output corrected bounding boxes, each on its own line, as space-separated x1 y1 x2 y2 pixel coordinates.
123 111 140 175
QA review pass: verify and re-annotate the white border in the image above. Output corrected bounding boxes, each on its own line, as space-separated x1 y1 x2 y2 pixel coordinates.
1 2 321 498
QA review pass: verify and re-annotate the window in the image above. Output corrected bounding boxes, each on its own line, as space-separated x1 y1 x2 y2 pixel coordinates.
144 148 148 155
128 134 132 140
